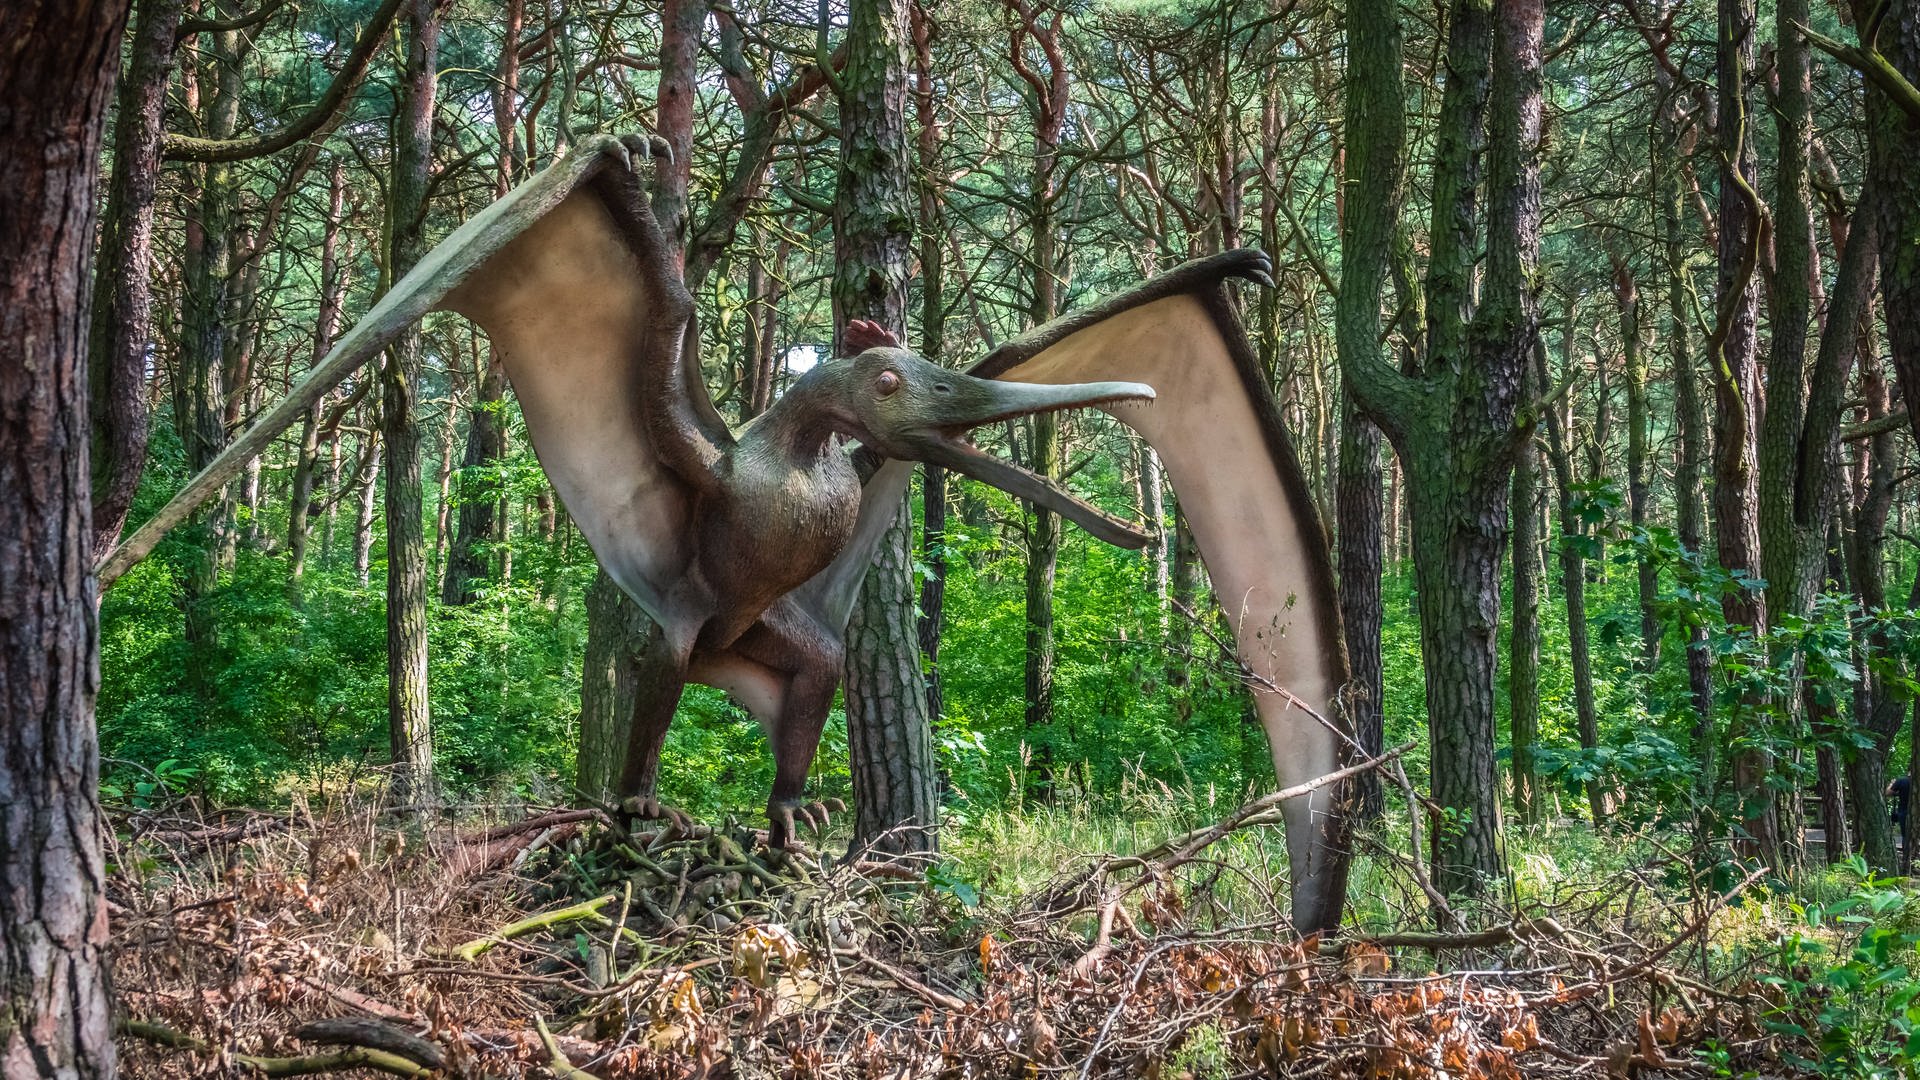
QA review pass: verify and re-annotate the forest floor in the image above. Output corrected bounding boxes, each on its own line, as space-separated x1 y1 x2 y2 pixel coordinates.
106 783 1874 1079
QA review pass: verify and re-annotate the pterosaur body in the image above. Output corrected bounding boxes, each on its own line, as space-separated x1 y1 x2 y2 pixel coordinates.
102 135 1353 932
438 142 1154 846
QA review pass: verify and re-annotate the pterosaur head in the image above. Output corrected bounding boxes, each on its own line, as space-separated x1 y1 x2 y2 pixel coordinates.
823 325 1156 548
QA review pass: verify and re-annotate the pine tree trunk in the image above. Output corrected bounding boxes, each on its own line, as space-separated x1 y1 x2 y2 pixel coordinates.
577 569 657 802
1337 389 1385 818
1868 2 1920 456
1139 442 1169 630
913 2 946 724
288 164 351 603
355 437 380 587
1713 0 1778 864
89 0 183 559
1661 123 1717 791
1 4 129 1075
1544 317 1607 826
1012 1 1069 800
1613 258 1658 667
177 24 243 685
836 0 937 853
1168 507 1200 722
442 358 506 605
380 0 443 809
1509 431 1544 825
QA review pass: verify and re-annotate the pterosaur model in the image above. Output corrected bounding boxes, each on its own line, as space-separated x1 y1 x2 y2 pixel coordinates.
101 134 1352 933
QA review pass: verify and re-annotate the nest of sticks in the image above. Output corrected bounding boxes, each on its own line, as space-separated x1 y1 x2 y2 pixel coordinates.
111 763 1797 1079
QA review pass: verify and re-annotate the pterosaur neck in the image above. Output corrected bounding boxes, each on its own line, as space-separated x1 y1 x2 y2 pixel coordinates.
748 371 843 462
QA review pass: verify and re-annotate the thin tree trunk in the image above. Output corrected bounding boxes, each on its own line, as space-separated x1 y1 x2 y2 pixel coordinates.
443 358 506 605
1008 0 1069 800
0 4 129 1075
1337 389 1385 818
1542 323 1607 827
177 22 243 686
1168 507 1200 723
837 0 937 854
1139 443 1169 630
287 163 350 603
431 396 458 585
355 437 380 587
912 0 946 724
89 0 184 559
1613 256 1658 666
1712 0 1778 864
380 0 444 809
1661 111 1717 792
1510 431 1544 825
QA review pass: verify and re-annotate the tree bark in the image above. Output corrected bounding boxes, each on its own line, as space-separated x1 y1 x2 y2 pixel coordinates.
1339 0 1540 895
836 0 937 854
175 20 244 684
1659 108 1717 792
89 0 185 559
1336 389 1385 818
912 0 947 724
1543 313 1607 827
382 0 445 808
1867 2 1920 455
287 163 351 603
1612 255 1658 667
354 436 380 587
1711 0 1778 864
1509 430 1544 825
442 357 506 605
1007 0 1070 799
0 4 130 1076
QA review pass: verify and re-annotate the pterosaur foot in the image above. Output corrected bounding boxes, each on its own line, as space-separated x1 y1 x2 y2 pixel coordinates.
620 794 693 835
766 796 846 852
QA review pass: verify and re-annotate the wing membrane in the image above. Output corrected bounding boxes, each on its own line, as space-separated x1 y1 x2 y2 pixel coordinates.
968 259 1352 933
439 172 700 624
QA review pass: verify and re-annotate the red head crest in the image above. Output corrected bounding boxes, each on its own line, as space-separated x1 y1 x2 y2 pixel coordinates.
841 319 901 355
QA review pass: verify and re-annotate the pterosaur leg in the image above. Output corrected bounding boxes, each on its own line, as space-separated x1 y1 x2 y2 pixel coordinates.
731 603 846 849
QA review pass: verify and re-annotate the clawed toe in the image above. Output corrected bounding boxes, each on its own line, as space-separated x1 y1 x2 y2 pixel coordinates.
621 795 692 835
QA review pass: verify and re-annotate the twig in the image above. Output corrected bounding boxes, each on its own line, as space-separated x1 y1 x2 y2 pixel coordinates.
1140 741 1417 864
841 948 968 1011
534 1014 604 1080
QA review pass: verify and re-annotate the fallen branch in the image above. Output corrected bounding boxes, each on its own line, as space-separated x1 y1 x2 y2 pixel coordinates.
293 1018 444 1070
464 808 602 846
1337 915 1570 953
118 1018 431 1078
444 894 618 962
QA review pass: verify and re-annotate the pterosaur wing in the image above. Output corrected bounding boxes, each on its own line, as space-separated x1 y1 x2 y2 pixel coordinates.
99 135 651 585
440 159 717 625
968 251 1353 933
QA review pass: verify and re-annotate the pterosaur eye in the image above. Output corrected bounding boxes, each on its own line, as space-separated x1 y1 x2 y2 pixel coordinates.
875 370 902 396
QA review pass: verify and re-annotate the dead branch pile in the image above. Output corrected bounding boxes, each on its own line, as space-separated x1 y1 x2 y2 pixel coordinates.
111 792 1795 1079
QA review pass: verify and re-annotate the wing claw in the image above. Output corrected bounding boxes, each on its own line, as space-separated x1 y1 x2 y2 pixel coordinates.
619 132 674 166
1231 250 1276 289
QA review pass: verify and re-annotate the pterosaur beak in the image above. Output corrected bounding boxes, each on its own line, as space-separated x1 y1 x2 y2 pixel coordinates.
912 375 1157 549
